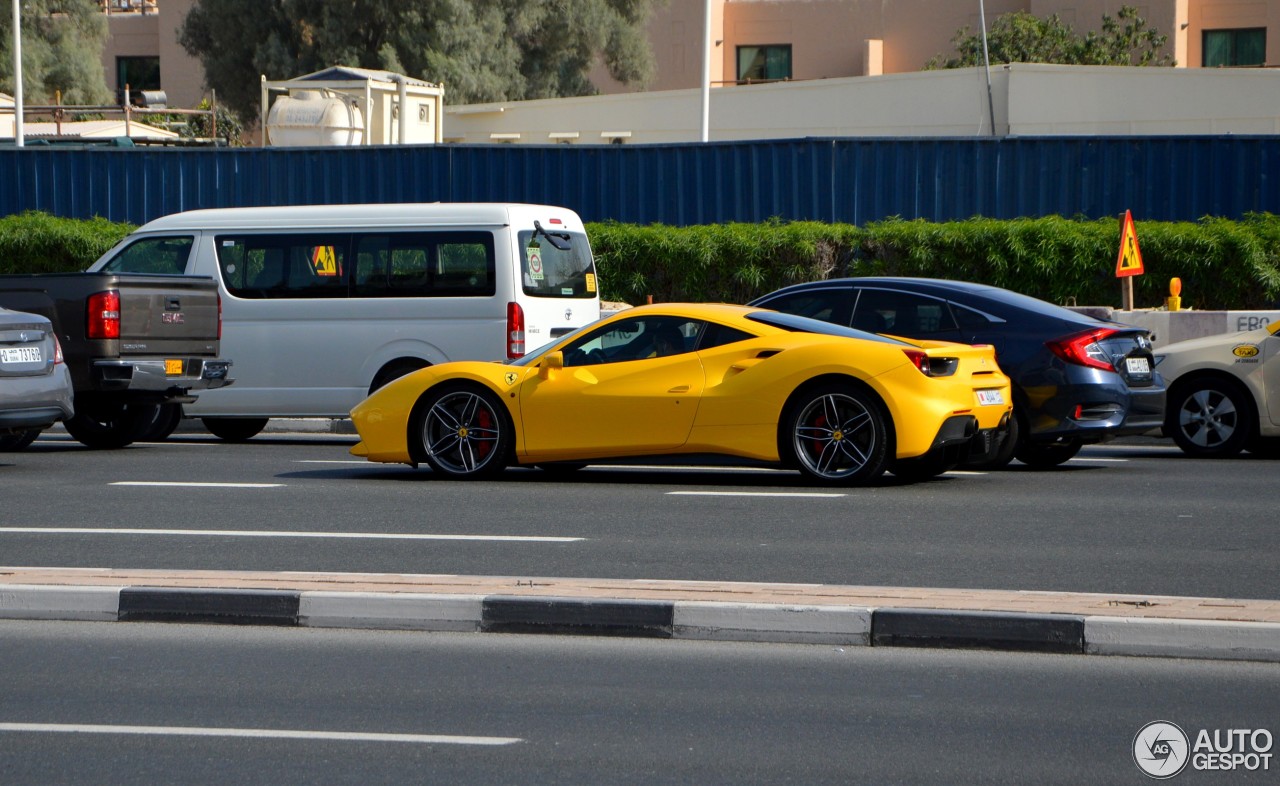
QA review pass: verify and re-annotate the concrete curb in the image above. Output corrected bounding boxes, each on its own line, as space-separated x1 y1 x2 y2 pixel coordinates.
3 576 1280 662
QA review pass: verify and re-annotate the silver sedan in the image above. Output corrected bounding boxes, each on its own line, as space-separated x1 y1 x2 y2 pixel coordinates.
0 307 74 451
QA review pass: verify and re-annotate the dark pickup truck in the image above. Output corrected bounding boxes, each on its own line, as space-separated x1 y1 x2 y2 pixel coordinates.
0 272 232 448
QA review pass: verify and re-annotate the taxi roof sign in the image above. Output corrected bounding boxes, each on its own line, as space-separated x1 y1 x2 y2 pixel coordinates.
1115 210 1145 278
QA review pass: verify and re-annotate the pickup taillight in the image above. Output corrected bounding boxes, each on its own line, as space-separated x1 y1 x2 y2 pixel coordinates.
87 290 121 339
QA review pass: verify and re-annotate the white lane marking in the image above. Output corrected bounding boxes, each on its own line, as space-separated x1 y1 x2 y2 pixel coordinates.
0 528 582 543
110 482 283 488
667 491 845 498
0 723 521 746
598 464 795 474
1066 457 1129 463
296 460 369 464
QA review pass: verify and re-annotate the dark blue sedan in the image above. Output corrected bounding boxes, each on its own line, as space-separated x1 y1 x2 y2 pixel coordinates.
750 277 1165 468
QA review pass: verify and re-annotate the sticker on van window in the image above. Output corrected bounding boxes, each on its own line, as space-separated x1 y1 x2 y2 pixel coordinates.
311 246 339 276
585 273 597 293
527 245 545 281
561 288 573 295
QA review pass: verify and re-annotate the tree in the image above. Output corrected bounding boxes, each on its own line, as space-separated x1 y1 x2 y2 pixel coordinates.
0 0 111 105
927 5 1173 69
178 0 663 123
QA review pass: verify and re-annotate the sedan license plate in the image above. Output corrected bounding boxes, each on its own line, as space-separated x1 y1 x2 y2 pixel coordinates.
165 358 184 376
1126 357 1150 374
1 346 41 364
976 389 1005 406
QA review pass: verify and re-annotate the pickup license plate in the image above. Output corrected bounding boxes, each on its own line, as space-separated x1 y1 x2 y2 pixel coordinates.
165 359 184 376
976 389 1005 406
1 346 42 364
1126 357 1150 374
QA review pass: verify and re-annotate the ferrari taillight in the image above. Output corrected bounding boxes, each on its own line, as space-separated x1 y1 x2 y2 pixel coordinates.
1047 328 1118 371
903 349 932 375
87 290 121 339
506 301 525 358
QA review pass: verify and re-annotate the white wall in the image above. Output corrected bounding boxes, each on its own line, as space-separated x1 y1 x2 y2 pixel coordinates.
443 63 1280 145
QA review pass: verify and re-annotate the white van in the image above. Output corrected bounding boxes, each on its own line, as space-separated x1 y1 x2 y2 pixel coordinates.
88 203 601 440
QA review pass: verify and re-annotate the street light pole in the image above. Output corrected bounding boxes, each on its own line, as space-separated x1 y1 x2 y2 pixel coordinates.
10 0 23 146
978 0 997 137
700 0 711 142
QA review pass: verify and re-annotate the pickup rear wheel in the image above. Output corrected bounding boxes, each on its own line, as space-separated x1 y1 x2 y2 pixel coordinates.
63 401 158 449
202 417 268 442
136 403 183 442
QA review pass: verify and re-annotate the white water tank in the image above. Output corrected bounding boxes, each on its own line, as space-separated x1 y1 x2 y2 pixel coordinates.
265 90 364 146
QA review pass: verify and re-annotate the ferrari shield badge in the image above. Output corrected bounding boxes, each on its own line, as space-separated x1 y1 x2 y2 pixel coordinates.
504 372 518 386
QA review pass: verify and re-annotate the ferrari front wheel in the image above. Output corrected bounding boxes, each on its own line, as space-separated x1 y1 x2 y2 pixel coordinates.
414 383 511 479
783 384 889 485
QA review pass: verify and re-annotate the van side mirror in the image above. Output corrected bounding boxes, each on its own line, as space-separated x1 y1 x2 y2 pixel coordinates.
539 351 564 379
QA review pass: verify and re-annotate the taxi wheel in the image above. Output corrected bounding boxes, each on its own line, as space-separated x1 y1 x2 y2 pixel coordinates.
414 383 511 479
1014 437 1081 468
782 383 889 486
1167 377 1255 458
0 429 41 451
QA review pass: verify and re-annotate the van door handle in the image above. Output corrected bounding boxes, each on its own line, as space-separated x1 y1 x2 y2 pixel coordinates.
668 385 690 394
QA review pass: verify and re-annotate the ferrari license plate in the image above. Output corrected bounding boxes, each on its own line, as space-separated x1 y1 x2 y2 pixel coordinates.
976 389 1005 406
1 346 41 364
165 358 184 376
1126 357 1150 374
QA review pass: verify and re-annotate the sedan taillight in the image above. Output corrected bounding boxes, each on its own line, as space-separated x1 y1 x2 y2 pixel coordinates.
87 290 121 339
54 335 65 365
1046 327 1118 371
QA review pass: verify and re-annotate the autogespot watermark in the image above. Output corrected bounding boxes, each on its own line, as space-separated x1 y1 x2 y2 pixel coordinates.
1133 720 1273 779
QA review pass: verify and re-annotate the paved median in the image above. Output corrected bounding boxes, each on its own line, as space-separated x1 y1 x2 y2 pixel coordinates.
2 567 1278 662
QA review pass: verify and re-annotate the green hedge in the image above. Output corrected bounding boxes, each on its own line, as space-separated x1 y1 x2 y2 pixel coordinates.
588 214 1280 310
4 211 1277 310
0 212 134 275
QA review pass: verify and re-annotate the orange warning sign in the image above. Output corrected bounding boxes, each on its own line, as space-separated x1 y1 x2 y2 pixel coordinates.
1115 210 1145 278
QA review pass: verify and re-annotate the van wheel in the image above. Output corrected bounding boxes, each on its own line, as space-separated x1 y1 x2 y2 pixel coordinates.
0 429 42 451
370 361 428 394
64 401 158 449
202 417 268 442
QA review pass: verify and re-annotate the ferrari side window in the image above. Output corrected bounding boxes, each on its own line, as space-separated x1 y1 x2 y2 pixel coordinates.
698 322 755 350
562 317 700 366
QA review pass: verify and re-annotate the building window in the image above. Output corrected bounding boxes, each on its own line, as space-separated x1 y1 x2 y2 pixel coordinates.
116 56 161 103
737 45 791 82
1203 29 1266 67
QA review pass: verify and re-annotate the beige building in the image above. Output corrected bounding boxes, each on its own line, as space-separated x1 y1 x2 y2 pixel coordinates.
89 0 1278 143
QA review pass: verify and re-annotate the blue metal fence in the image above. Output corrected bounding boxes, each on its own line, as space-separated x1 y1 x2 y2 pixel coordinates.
2 136 1276 226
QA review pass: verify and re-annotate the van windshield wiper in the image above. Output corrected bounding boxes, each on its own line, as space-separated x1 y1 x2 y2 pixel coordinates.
533 220 571 251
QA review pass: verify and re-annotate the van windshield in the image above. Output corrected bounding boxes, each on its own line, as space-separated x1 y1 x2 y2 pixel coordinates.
518 229 597 299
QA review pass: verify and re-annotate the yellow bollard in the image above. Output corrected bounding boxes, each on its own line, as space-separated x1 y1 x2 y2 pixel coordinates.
1166 277 1182 312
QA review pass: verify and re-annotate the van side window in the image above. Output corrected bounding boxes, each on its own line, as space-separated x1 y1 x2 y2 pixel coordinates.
217 235 349 299
99 236 194 275
353 232 495 298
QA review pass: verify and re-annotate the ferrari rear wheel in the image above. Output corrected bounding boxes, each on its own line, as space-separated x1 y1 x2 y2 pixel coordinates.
415 383 511 479
784 383 889 485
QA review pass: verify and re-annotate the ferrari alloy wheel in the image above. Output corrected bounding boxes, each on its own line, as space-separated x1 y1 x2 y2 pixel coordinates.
416 384 511 479
1168 378 1253 458
785 384 889 485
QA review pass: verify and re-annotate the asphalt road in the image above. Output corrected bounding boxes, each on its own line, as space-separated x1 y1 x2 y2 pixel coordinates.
2 621 1276 785
0 430 1275 600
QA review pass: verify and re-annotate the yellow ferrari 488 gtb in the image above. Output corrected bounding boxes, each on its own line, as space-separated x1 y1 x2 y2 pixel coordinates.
350 303 1012 485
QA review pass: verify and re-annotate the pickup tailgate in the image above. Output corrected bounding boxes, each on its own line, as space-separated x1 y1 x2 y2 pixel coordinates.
116 275 219 357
